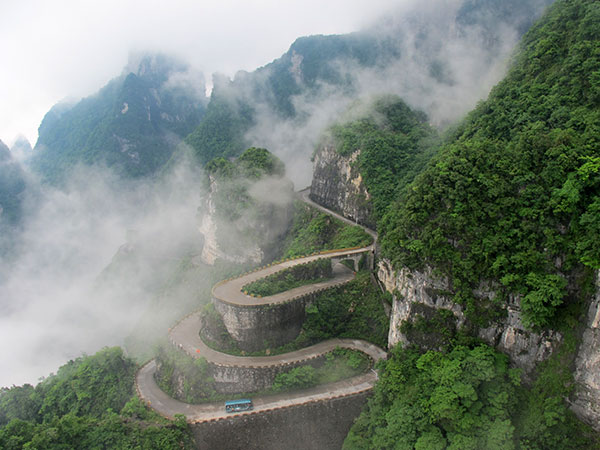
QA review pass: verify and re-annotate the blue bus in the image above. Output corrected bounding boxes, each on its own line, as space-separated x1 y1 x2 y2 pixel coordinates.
225 399 253 413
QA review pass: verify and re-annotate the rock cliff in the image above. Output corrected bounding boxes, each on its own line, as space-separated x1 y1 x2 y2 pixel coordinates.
198 173 294 266
198 175 264 265
310 144 374 229
572 270 600 431
377 259 561 376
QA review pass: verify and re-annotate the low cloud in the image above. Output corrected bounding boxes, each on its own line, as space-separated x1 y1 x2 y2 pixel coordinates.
244 0 553 186
0 155 206 386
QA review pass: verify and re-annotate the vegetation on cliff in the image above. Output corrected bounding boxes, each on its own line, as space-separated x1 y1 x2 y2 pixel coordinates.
243 258 333 297
299 271 389 350
154 345 216 404
203 147 293 260
344 340 598 449
272 348 370 392
0 347 194 449
281 200 372 258
325 96 439 223
379 0 600 329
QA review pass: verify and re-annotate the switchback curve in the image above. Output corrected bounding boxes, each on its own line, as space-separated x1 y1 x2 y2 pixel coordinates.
136 187 386 422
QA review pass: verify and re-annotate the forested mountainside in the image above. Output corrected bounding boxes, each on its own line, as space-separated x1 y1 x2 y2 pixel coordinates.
182 32 398 165
30 54 206 183
27 0 553 184
380 0 600 329
337 0 600 448
311 96 438 229
0 348 194 449
4 0 600 449
199 147 294 265
182 0 554 167
0 140 27 227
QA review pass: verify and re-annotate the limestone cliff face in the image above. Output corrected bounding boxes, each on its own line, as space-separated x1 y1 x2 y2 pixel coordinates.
198 174 294 266
572 270 600 431
378 259 561 375
198 175 262 265
310 144 375 229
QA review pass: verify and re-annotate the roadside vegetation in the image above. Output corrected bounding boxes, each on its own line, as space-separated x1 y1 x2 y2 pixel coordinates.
280 201 372 258
154 345 370 404
202 270 389 357
242 259 333 297
344 336 599 449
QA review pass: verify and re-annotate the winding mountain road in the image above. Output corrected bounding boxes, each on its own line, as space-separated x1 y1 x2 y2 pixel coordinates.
136 188 386 422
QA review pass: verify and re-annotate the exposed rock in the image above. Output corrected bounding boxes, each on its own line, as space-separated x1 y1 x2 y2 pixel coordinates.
198 175 263 265
198 173 294 266
572 270 600 431
310 144 374 229
378 259 561 375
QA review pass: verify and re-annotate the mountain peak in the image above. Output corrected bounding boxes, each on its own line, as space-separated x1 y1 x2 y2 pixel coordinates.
123 52 187 84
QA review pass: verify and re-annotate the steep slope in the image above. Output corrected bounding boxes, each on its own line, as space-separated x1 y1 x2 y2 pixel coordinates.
198 147 294 265
372 0 600 433
310 96 438 229
0 140 27 227
31 54 206 183
182 0 554 170
182 32 393 165
380 0 600 329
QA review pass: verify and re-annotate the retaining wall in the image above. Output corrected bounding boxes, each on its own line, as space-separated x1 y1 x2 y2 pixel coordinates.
191 391 371 450
213 285 346 353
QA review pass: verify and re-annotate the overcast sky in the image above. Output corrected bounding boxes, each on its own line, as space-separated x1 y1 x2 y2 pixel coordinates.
0 0 396 147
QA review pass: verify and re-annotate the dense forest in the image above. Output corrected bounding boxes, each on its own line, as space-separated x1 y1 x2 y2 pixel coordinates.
0 348 194 449
338 0 600 447
324 96 439 224
379 0 600 330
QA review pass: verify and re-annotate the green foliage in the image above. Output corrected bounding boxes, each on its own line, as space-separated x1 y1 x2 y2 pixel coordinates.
31 55 205 183
344 344 520 450
346 337 599 449
182 32 399 162
236 147 286 179
272 366 317 392
299 271 389 349
205 147 294 258
243 259 332 297
272 348 369 392
399 307 457 350
0 410 193 449
35 347 136 422
154 345 216 404
326 96 439 222
515 332 599 449
281 201 372 258
0 347 195 448
183 81 255 164
0 347 138 426
318 348 370 383
206 147 285 180
380 0 600 328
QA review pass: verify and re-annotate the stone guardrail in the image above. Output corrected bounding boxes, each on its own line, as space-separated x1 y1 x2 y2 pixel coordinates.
169 326 377 371
188 383 374 425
